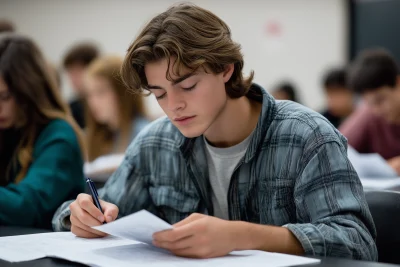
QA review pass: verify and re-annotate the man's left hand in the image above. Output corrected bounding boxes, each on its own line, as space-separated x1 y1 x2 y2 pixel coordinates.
152 213 237 258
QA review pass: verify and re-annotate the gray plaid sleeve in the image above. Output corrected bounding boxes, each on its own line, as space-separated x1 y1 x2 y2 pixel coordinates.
52 200 73 231
285 140 377 261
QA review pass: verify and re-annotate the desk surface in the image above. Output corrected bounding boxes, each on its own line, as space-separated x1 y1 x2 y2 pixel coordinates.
0 226 398 267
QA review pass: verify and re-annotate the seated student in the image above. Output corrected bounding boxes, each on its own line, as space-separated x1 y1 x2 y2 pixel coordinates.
0 34 85 228
271 81 300 103
321 68 355 128
340 49 400 174
63 42 100 129
0 19 15 33
84 55 149 163
53 3 377 261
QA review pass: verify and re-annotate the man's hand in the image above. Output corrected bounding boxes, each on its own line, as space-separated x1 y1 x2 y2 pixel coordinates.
152 213 237 258
69 193 119 238
388 156 400 175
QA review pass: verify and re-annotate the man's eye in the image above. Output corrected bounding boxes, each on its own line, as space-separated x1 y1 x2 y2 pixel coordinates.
182 83 197 91
156 93 166 100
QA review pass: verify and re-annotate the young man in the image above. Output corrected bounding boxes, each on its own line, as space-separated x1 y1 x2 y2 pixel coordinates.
321 68 355 128
340 49 400 174
53 3 377 260
62 42 99 128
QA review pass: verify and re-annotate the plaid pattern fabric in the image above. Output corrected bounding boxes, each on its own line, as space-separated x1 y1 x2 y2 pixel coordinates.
53 84 377 261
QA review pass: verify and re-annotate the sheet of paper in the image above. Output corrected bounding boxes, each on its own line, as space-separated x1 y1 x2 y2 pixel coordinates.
0 232 137 262
0 229 320 267
347 146 397 178
92 209 172 245
52 244 320 267
360 176 400 190
84 154 125 182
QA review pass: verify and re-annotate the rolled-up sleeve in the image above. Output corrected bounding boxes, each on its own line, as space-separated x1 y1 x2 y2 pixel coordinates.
285 140 377 261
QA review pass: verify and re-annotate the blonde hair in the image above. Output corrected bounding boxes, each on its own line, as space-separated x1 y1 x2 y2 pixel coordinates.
121 3 254 98
0 33 85 183
85 55 146 161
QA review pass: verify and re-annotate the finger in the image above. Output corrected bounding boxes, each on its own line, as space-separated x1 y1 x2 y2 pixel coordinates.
77 194 105 222
74 206 104 227
71 224 105 239
101 200 119 223
153 235 194 251
153 221 196 242
173 213 203 228
70 215 107 237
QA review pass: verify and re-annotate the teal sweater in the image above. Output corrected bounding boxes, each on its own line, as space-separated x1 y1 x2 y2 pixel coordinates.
0 119 85 229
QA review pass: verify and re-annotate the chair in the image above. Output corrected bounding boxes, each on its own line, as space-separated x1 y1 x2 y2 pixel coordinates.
365 190 400 264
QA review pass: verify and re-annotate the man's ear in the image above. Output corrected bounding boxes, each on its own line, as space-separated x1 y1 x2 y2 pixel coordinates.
222 64 234 83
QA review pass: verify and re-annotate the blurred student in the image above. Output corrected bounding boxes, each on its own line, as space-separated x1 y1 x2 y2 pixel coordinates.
54 4 376 260
0 19 15 33
271 82 300 103
0 34 85 228
63 42 99 129
84 55 149 162
340 49 400 174
321 68 355 128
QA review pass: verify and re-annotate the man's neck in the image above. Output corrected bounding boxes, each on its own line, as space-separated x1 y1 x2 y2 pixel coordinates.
204 96 262 148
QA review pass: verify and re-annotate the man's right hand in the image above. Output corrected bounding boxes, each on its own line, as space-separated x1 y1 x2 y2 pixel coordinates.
69 193 119 238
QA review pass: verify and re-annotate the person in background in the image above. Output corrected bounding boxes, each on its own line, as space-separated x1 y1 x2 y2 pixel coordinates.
340 49 400 174
321 68 355 128
47 62 61 90
0 19 15 33
54 3 376 260
84 55 149 162
0 33 85 228
63 42 100 129
271 81 300 103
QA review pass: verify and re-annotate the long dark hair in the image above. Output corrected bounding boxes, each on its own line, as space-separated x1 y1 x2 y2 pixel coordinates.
0 33 85 184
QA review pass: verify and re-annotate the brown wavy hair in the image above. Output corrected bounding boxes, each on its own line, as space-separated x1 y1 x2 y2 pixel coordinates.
0 33 85 184
85 55 146 161
121 3 254 98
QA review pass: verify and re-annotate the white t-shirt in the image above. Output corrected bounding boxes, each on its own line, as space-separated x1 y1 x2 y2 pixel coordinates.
203 131 254 220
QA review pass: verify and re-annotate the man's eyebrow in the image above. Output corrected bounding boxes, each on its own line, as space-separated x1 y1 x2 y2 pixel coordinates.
146 85 163 90
146 72 197 89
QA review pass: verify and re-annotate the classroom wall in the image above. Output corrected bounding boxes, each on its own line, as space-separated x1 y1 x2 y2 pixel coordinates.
0 0 348 116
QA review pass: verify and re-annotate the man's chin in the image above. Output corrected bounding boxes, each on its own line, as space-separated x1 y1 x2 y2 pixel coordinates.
176 126 204 138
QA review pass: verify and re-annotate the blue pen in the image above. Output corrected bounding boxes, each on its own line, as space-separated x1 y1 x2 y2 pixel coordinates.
86 178 104 214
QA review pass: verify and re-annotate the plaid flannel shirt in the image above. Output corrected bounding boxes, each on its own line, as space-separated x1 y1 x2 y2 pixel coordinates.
53 84 377 261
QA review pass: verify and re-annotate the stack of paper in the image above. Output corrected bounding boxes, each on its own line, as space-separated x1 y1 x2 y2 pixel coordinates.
347 146 400 190
0 210 320 267
347 146 397 178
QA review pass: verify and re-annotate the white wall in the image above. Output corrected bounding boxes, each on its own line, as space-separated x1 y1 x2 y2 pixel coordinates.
0 0 348 116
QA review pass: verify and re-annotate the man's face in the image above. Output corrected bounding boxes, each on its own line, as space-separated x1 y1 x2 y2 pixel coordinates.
66 64 86 94
144 57 233 138
363 83 400 123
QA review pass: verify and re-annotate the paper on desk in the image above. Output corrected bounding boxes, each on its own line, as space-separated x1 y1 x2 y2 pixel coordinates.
0 232 137 262
84 154 125 182
0 230 320 267
360 176 400 190
92 209 172 245
347 146 397 178
52 244 321 267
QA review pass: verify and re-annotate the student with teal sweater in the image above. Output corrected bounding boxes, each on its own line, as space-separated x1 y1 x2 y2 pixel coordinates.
0 33 85 229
